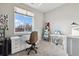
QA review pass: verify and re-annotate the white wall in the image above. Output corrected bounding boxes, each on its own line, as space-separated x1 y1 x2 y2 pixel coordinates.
45 3 79 56
45 3 79 35
0 3 44 41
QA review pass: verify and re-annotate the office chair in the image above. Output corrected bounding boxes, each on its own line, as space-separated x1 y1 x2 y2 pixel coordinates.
26 31 38 55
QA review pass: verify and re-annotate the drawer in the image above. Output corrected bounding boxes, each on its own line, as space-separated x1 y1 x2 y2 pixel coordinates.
12 43 19 49
12 41 20 45
11 39 20 43
12 43 20 48
11 40 21 46
12 47 20 54
12 45 21 54
10 36 20 40
20 44 26 50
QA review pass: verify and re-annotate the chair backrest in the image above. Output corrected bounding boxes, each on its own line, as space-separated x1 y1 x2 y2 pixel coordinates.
30 31 38 44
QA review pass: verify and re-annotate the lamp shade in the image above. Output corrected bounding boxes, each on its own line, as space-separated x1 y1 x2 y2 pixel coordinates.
71 22 78 25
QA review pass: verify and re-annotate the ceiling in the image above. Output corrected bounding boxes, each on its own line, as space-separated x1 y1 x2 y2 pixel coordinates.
25 3 65 13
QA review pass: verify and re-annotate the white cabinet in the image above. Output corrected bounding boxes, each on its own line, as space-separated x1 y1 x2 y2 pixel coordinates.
67 37 79 56
11 36 21 54
72 39 79 56
11 35 30 54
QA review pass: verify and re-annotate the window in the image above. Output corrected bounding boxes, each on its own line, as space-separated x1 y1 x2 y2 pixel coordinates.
14 7 34 34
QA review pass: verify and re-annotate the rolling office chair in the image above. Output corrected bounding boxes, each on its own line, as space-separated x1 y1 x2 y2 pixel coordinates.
26 31 38 55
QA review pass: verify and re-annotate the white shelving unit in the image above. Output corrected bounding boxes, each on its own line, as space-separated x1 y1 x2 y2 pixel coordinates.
0 28 5 55
50 34 67 54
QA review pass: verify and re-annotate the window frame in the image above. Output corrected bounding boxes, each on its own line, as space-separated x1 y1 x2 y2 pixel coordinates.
14 7 34 35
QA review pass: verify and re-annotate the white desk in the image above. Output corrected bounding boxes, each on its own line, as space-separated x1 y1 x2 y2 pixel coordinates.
50 34 67 54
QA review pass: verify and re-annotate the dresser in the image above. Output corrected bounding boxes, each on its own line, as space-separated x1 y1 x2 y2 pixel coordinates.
10 35 30 54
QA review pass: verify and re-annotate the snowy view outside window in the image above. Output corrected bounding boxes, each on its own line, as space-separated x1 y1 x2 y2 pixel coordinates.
15 13 32 32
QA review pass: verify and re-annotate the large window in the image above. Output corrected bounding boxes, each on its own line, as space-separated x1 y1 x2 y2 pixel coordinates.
14 7 34 33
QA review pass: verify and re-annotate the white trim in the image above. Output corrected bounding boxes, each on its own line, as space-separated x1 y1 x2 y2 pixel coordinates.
14 7 27 15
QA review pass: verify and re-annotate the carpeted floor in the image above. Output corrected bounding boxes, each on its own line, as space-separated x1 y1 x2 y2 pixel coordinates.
10 40 67 56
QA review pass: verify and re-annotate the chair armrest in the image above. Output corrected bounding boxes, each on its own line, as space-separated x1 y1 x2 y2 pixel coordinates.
26 40 31 44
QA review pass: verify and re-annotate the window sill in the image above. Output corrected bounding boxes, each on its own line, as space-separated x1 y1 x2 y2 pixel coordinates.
14 32 31 36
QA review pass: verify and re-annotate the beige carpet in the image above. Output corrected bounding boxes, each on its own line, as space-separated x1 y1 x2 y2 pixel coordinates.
10 40 67 56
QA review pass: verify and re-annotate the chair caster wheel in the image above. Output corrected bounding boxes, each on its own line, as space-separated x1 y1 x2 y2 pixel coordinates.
35 50 37 54
27 53 30 55
26 49 28 51
35 47 38 49
56 43 58 45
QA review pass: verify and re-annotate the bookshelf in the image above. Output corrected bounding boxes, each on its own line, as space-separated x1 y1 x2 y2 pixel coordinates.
0 28 5 55
0 14 8 56
43 22 50 41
